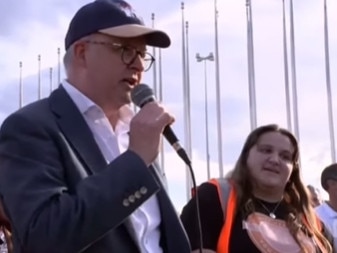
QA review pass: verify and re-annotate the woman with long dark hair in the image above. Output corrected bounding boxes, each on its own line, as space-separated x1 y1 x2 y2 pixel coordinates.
181 124 334 253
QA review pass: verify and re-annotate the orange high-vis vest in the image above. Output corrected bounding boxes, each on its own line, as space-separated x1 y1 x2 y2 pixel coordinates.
208 178 236 253
208 178 325 253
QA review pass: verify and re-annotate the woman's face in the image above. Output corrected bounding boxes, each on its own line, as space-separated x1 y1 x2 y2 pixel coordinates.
246 131 295 192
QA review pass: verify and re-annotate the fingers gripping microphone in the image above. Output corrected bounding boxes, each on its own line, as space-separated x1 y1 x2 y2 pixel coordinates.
131 84 191 165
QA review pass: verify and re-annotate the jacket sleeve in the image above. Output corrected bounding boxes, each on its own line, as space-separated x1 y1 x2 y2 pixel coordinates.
0 113 160 253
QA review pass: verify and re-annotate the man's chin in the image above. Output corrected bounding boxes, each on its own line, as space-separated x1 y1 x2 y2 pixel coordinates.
119 96 133 108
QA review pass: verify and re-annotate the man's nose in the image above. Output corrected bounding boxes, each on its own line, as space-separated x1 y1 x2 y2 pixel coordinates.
129 54 145 72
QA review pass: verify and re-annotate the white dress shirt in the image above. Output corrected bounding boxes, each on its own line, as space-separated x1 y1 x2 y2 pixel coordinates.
315 201 337 250
62 80 163 253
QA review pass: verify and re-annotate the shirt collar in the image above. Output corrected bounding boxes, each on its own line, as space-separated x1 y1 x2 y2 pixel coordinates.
61 79 134 125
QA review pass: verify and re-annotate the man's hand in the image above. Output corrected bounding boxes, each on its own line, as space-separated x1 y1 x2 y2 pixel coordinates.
128 102 174 166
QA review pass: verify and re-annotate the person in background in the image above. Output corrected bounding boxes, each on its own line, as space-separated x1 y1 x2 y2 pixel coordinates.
316 164 337 250
307 184 323 207
181 124 334 253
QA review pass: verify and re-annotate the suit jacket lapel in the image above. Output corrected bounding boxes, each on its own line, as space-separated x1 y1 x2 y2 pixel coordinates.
156 187 190 253
149 165 190 253
49 86 107 175
150 161 168 191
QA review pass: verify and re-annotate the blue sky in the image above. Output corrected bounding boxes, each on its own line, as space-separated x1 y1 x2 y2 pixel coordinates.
0 0 337 211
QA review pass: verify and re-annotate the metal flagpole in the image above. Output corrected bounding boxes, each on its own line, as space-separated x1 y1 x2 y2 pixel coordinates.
158 48 165 172
196 52 214 180
289 0 300 141
152 12 165 178
57 48 61 85
214 0 224 178
323 0 336 162
246 0 257 130
19 61 23 108
50 67 53 94
151 13 158 97
158 50 163 102
181 2 192 200
282 0 292 131
38 55 42 100
185 20 192 175
204 59 210 180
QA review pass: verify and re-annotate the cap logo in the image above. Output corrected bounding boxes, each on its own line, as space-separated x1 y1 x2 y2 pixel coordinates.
113 0 137 18
96 0 144 23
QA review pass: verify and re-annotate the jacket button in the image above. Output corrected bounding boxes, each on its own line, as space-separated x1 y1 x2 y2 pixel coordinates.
140 187 148 195
135 191 141 199
123 199 130 207
128 195 136 203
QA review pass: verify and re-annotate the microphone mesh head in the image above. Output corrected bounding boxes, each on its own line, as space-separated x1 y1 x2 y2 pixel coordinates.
131 84 155 107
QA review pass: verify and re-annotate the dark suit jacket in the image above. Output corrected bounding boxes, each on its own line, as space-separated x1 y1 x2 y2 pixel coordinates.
0 86 191 253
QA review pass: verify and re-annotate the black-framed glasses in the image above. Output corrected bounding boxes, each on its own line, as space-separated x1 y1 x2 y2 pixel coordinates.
84 40 155 72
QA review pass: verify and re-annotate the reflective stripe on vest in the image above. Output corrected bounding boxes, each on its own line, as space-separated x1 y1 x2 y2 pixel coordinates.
209 178 237 253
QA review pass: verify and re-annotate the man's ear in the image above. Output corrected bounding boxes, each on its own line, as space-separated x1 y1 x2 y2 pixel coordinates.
73 41 88 68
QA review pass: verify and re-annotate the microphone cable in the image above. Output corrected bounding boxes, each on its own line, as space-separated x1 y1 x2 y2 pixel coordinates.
175 149 203 253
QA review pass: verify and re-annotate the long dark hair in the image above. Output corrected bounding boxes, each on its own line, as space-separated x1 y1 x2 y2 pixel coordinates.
230 124 332 253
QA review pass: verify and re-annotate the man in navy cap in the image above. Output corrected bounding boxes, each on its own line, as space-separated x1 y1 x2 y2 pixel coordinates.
0 1 191 252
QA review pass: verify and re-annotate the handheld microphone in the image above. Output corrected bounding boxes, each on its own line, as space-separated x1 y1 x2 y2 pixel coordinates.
131 84 191 166
131 83 204 253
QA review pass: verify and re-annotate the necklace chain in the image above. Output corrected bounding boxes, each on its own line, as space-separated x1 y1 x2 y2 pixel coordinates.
256 199 282 219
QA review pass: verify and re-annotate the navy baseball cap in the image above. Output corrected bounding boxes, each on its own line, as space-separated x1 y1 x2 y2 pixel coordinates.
65 0 171 50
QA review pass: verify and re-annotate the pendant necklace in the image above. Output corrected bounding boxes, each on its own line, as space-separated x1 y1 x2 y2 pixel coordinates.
256 199 282 219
